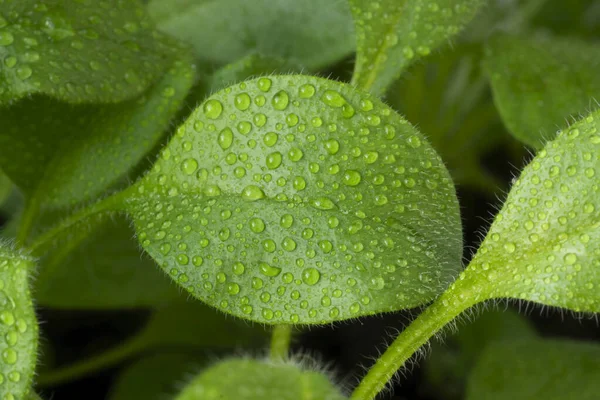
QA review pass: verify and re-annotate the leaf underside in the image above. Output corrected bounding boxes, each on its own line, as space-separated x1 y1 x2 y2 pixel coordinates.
124 75 462 324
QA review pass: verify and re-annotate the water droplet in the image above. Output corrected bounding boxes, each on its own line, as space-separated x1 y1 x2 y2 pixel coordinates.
272 90 289 110
0 31 14 46
257 77 272 92
250 218 266 233
241 185 265 201
325 139 340 155
321 90 346 108
310 197 336 210
266 152 283 169
293 176 306 191
504 242 516 254
302 268 321 285
16 66 33 80
299 84 316 98
2 349 16 364
288 148 304 162
263 132 279 147
217 128 234 150
343 170 362 186
564 253 578 265
204 99 223 119
280 214 294 228
227 283 240 295
180 158 198 175
259 262 282 277
234 93 251 111
282 237 297 252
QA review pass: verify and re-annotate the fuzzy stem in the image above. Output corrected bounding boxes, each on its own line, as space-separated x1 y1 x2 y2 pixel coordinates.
270 325 293 360
27 190 128 256
350 279 482 400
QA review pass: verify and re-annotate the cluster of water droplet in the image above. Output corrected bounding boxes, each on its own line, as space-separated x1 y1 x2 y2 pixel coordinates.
129 75 461 324
0 251 36 399
0 1 178 103
465 112 600 312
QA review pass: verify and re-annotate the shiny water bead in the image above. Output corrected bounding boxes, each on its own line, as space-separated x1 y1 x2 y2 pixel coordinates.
127 75 461 324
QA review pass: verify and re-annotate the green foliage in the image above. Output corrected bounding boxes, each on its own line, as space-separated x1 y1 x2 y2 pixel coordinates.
0 169 10 208
175 358 346 400
463 109 600 312
0 243 37 399
34 217 180 309
109 353 206 400
466 338 600 400
485 34 600 149
148 0 355 70
123 75 462 324
0 0 180 104
349 0 485 94
0 55 195 209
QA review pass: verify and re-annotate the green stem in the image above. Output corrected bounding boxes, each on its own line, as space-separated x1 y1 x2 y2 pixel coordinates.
16 198 40 245
270 325 293 360
27 190 128 256
37 336 146 387
350 280 481 400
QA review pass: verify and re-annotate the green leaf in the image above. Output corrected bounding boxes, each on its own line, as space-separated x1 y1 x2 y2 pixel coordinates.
175 358 346 400
349 0 485 95
109 353 206 400
209 53 302 93
0 168 11 208
461 109 600 312
466 338 600 400
135 300 267 349
0 0 181 104
424 309 536 400
0 56 195 208
148 0 355 70
0 242 38 399
35 217 180 309
123 75 462 324
484 34 600 149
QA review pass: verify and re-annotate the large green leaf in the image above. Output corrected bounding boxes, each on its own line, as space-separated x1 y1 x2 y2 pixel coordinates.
0 243 38 399
123 75 462 324
0 55 195 208
35 217 180 309
175 358 346 400
0 169 11 208
148 0 355 70
484 34 600 149
460 109 600 312
109 353 207 400
0 0 180 104
349 0 485 95
466 338 600 400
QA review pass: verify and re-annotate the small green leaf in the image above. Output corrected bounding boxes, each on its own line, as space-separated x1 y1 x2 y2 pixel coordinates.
0 242 38 399
109 353 206 400
35 217 180 309
466 338 600 400
484 34 600 149
209 53 302 93
0 0 181 104
0 56 195 208
148 0 355 70
349 0 485 95
124 75 462 324
461 109 600 312
175 358 346 400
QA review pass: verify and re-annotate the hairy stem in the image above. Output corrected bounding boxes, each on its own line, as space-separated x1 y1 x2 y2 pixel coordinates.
16 198 40 245
37 336 146 386
27 190 128 256
350 279 482 400
270 325 293 360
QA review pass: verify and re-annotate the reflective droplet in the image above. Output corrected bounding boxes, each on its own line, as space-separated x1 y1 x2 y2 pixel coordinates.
241 185 265 201
302 268 321 285
218 128 234 150
259 262 282 277
234 93 251 111
321 90 346 108
204 99 223 119
266 152 283 169
272 90 290 110
343 170 362 186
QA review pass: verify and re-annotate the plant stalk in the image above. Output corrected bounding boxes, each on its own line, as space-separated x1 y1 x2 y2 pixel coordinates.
350 279 481 400
270 324 293 360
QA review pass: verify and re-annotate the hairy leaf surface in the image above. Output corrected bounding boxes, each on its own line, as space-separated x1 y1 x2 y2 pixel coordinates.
0 243 38 399
124 75 462 324
175 358 345 400
0 56 195 208
484 35 600 149
462 109 600 312
466 339 600 400
349 0 485 95
0 0 180 104
148 0 355 70
35 217 180 309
